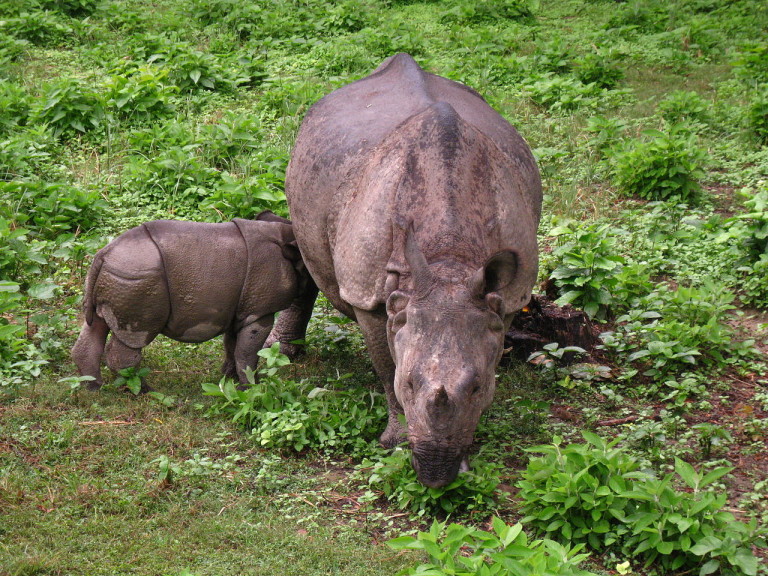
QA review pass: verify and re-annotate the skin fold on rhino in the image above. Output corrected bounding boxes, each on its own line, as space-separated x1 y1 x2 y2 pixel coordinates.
71 212 316 389
278 53 542 487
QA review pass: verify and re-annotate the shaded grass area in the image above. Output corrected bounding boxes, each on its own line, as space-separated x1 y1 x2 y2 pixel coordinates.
0 377 414 576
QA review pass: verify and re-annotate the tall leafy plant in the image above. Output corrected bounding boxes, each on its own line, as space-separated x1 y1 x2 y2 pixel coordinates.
609 127 707 202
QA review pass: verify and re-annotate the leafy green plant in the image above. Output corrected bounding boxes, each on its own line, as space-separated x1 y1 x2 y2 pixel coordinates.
29 79 106 138
203 345 386 456
732 41 768 85
747 85 768 144
102 65 177 122
609 127 708 202
120 145 221 217
199 112 263 170
545 220 626 320
691 422 733 459
0 81 31 135
574 52 624 89
524 74 604 112
0 180 106 238
585 115 628 156
358 447 501 518
388 517 597 576
112 366 150 395
657 90 711 126
1 9 74 47
517 433 763 575
441 0 537 25
40 0 100 17
601 281 752 379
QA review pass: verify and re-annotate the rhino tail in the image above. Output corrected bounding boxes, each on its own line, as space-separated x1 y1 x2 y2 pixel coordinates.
82 250 105 326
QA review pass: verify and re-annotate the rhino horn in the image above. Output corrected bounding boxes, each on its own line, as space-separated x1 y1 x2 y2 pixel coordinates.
405 222 435 297
435 385 449 407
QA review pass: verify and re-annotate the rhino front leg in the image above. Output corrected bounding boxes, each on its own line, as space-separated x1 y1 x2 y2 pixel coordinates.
234 315 276 387
71 315 110 390
105 336 145 389
222 332 238 380
355 308 405 448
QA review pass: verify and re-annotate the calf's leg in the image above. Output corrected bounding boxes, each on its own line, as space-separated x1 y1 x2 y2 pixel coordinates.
235 315 276 387
105 336 145 387
264 283 319 360
71 315 110 389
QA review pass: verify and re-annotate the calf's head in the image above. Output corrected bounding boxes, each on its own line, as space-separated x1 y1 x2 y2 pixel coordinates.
385 231 519 488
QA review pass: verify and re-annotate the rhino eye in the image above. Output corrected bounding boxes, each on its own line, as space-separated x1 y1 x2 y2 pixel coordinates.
471 384 481 396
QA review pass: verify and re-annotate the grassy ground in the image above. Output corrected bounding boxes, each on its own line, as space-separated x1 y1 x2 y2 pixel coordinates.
2 0 768 574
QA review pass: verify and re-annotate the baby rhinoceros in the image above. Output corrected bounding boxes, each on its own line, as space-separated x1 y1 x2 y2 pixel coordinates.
71 212 313 390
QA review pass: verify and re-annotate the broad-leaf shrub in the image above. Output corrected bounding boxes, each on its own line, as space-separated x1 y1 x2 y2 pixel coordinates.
388 517 597 576
601 281 753 379
30 79 106 138
573 52 624 89
747 85 768 144
0 10 74 47
441 0 537 25
517 433 763 575
358 447 501 517
102 66 177 121
724 185 768 305
0 82 31 135
0 281 47 394
545 220 627 321
609 127 707 202
657 90 711 127
203 345 387 457
0 180 107 238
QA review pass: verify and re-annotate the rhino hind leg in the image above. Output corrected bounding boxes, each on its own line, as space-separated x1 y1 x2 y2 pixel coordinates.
71 315 110 389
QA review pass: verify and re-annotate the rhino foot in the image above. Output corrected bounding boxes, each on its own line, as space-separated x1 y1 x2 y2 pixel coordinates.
379 419 407 449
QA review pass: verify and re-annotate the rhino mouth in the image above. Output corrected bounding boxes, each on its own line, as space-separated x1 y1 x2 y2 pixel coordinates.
411 443 469 488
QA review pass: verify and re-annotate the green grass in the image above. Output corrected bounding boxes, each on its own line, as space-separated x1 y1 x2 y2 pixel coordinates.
2 0 768 573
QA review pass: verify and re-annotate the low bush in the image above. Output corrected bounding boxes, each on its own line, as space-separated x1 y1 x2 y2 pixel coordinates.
29 79 106 138
203 345 387 457
747 85 768 144
0 9 74 47
517 433 763 575
388 517 597 576
609 127 707 202
723 185 768 305
601 281 754 380
544 220 628 321
358 447 502 518
0 180 107 239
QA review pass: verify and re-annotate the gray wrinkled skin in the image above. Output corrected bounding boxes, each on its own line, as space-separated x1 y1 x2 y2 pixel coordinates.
71 212 316 389
283 54 542 487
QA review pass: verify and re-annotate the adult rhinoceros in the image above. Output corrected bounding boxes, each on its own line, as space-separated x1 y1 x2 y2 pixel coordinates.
284 53 542 487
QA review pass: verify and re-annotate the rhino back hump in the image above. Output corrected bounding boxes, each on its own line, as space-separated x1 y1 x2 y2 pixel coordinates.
286 53 541 311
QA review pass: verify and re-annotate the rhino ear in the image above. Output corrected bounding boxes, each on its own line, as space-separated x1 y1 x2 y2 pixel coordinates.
386 290 409 331
469 250 518 298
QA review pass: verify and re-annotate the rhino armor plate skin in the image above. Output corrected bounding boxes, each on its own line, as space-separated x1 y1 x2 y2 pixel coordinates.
71 213 316 389
284 54 542 487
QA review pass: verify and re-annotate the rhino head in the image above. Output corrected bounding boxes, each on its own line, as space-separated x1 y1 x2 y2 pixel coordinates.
385 226 518 488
